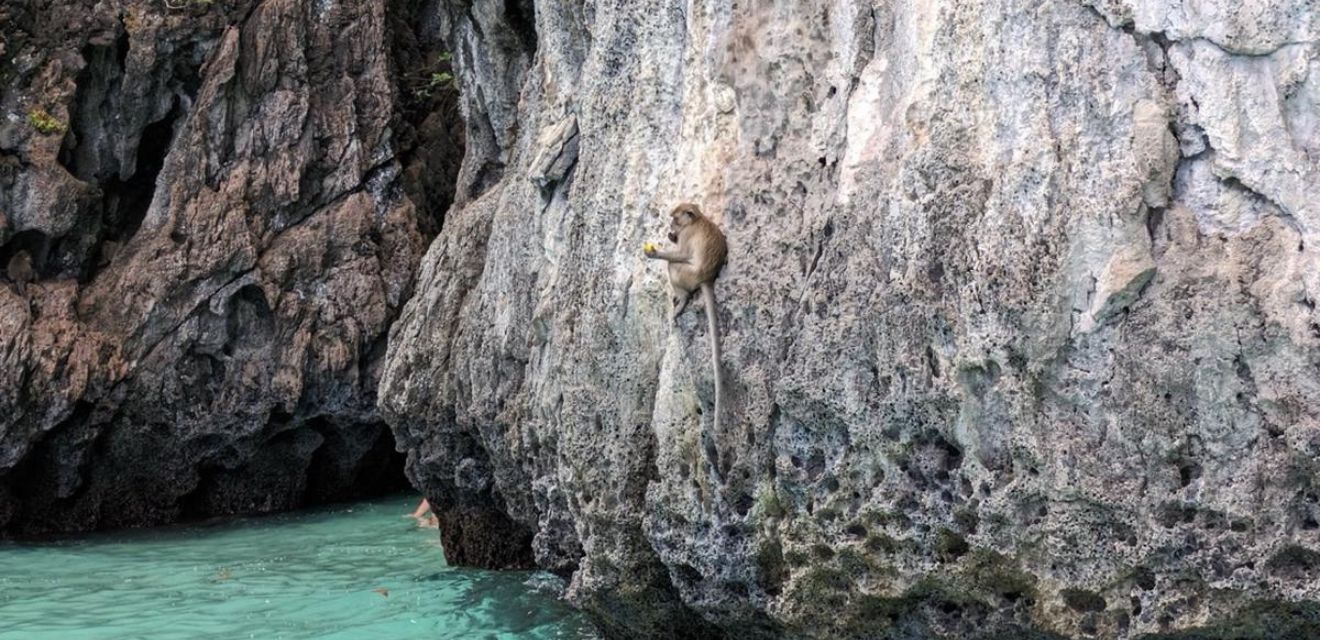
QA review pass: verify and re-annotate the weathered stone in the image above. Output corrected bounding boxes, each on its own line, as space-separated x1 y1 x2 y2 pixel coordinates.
0 0 462 535
381 0 1319 638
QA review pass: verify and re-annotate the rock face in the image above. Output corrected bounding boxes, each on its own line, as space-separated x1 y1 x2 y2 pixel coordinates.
0 0 461 534
381 0 1319 638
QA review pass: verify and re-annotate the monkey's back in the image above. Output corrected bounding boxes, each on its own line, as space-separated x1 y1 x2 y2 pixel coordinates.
695 220 728 282
7 252 33 283
675 219 726 289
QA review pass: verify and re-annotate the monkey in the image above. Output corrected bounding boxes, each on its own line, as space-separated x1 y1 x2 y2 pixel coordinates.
98 239 121 267
6 250 33 296
644 203 729 433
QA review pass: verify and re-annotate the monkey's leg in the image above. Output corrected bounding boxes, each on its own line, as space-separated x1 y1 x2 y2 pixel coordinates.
672 291 693 321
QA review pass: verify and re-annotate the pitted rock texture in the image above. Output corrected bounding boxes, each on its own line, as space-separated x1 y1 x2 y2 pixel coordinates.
381 0 1320 638
0 0 461 535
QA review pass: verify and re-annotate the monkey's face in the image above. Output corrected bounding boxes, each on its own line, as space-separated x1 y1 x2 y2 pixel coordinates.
668 208 697 243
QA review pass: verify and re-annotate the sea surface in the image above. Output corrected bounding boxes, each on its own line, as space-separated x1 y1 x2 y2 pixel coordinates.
0 495 597 639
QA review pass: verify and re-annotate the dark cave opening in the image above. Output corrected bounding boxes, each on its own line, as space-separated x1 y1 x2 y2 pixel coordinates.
303 419 412 505
100 112 175 244
503 0 539 56
1 401 98 536
66 106 181 283
46 32 194 283
176 417 411 524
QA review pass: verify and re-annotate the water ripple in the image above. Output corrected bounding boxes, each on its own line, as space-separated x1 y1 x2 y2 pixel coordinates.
0 496 597 640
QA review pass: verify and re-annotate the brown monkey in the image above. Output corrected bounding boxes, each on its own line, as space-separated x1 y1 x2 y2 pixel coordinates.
98 239 121 267
7 250 33 296
645 203 729 431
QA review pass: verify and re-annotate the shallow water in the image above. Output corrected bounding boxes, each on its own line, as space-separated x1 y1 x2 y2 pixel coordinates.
0 495 597 640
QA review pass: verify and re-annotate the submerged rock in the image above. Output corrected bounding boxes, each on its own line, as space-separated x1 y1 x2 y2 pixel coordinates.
0 0 462 534
381 0 1320 638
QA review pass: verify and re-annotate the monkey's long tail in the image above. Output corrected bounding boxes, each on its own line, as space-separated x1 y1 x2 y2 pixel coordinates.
700 282 723 435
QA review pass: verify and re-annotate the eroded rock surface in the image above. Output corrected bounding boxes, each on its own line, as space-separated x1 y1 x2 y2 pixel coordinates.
381 0 1319 638
0 0 461 534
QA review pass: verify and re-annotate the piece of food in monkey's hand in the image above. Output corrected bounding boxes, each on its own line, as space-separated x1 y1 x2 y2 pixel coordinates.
643 241 657 254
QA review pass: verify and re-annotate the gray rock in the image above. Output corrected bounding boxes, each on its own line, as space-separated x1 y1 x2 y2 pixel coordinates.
0 0 462 534
382 0 1320 638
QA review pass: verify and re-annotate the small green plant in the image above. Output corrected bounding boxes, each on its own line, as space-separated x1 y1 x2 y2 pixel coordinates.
411 52 457 100
27 109 67 135
415 71 454 99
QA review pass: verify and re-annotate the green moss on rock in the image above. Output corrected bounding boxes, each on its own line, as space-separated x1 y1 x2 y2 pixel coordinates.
26 108 67 135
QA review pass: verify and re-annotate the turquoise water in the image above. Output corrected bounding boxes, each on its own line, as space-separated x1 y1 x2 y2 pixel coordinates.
0 495 597 640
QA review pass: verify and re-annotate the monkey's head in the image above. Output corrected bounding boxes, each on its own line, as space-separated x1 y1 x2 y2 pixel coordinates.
668 203 702 243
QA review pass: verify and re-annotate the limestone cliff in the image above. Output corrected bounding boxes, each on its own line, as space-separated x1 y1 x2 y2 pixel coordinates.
0 0 461 534
380 0 1320 638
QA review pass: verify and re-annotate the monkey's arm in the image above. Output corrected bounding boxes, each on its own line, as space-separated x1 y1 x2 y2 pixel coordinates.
645 247 691 263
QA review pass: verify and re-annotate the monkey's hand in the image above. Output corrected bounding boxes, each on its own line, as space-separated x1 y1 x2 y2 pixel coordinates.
643 242 658 258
